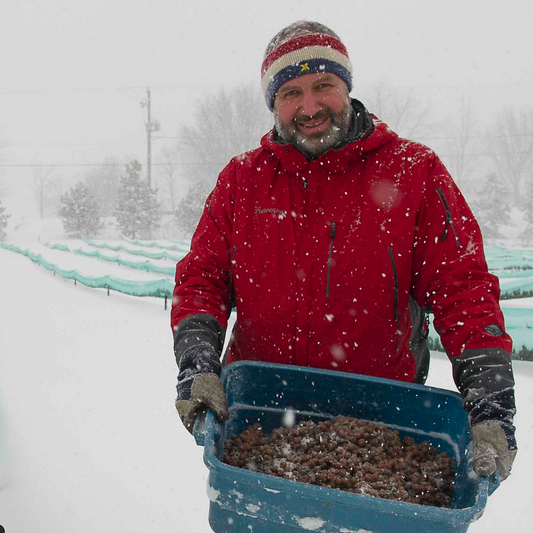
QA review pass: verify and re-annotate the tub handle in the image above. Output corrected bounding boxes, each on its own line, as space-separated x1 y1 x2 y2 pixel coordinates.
488 470 500 496
193 409 207 446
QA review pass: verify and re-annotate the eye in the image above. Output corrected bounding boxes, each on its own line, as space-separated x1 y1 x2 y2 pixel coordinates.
282 89 299 99
315 83 333 92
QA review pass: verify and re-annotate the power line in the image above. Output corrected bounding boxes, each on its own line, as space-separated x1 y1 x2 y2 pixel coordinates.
0 162 227 168
8 142 108 147
0 85 218 96
1 150 532 169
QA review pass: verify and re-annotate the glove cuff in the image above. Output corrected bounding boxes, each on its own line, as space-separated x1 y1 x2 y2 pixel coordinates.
178 343 222 376
177 343 222 402
468 389 517 450
173 314 225 364
452 348 517 451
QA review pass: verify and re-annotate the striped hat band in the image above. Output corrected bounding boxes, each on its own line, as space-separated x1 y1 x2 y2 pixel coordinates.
261 33 353 111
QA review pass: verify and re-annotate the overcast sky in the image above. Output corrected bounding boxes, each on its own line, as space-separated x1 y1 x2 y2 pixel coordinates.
1 0 532 217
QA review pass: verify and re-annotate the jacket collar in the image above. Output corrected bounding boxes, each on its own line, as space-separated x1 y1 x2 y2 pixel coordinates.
261 99 398 175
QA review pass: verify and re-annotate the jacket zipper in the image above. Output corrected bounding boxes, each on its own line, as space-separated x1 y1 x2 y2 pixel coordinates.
326 222 337 298
436 188 461 247
387 247 402 350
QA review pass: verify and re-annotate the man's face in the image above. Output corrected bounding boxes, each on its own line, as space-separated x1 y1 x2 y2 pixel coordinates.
273 72 352 159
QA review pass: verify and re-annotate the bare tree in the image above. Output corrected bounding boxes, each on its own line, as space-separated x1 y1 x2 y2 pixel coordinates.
0 197 9 240
0 175 8 202
486 106 533 205
520 175 533 246
358 82 433 140
174 84 273 235
157 146 181 213
470 172 511 241
178 84 272 187
0 135 9 200
443 97 479 188
31 165 62 219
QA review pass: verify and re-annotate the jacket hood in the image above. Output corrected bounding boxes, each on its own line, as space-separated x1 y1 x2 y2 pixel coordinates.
261 99 398 175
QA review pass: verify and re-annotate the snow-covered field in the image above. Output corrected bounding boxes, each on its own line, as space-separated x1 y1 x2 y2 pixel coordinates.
0 241 532 533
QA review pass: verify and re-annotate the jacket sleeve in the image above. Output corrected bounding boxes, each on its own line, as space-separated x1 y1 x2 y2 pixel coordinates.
171 160 237 362
410 154 516 446
410 152 512 359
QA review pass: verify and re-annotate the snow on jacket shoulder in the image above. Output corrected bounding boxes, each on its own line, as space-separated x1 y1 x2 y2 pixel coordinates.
171 114 511 382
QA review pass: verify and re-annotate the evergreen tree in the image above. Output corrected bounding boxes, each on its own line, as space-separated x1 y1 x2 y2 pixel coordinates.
520 175 533 246
84 157 121 216
174 179 212 236
115 160 161 239
0 198 10 241
58 182 103 238
471 173 511 241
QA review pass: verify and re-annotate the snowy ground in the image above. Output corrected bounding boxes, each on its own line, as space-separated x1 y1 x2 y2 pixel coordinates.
0 246 532 533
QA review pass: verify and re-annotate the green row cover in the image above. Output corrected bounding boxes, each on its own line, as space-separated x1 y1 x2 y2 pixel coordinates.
81 237 185 261
2 241 532 349
72 240 530 298
492 269 533 279
45 243 178 276
485 245 533 271
499 277 533 295
124 238 190 252
1 242 174 298
49 240 533 297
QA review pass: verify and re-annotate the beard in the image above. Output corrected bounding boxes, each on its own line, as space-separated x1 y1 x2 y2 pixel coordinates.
274 99 353 159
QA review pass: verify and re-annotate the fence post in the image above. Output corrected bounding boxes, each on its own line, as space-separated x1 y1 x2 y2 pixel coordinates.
164 295 168 310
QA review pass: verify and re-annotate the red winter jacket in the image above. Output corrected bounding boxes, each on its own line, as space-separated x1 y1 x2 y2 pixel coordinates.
171 113 511 382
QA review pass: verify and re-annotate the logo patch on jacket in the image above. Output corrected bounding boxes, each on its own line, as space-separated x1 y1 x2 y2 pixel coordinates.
484 324 504 337
256 208 287 219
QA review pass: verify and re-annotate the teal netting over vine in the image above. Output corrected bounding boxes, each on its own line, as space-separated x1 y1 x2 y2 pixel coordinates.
45 243 179 276
72 240 533 299
1 243 173 298
485 246 533 271
124 238 190 252
1 241 532 349
81 237 186 261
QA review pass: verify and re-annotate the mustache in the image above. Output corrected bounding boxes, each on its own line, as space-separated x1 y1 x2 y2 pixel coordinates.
293 109 333 124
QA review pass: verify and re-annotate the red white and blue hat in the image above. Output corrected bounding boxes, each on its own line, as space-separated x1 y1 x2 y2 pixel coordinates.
261 33 353 111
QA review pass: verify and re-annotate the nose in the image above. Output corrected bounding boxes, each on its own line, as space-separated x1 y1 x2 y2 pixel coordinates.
299 89 323 117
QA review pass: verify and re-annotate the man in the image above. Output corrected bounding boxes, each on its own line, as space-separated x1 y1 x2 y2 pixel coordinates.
171 21 517 481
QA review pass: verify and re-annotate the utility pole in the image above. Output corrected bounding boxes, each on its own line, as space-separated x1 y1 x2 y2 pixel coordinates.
140 87 160 186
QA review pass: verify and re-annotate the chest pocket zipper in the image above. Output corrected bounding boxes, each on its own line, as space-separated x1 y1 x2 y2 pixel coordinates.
388 247 402 350
436 188 461 247
326 222 337 298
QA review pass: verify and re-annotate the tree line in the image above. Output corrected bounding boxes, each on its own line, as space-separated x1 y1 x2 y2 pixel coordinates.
2 83 532 244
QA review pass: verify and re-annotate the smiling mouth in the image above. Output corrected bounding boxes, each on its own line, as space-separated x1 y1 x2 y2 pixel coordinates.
298 117 327 128
297 116 329 131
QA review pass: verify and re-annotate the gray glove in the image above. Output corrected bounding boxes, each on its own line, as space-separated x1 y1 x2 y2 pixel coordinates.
175 343 229 434
176 373 229 433
471 421 517 481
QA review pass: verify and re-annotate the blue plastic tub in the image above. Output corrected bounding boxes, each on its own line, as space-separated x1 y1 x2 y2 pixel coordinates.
194 361 496 533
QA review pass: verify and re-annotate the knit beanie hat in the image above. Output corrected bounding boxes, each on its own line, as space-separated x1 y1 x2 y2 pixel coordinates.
261 21 353 111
